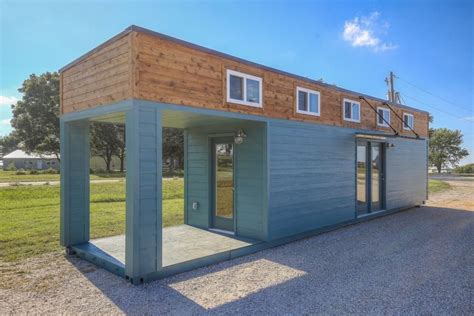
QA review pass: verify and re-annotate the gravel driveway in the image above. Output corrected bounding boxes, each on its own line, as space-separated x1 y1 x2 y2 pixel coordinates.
1 181 473 314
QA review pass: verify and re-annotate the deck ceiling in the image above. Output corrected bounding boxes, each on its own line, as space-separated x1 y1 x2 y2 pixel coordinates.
89 108 262 129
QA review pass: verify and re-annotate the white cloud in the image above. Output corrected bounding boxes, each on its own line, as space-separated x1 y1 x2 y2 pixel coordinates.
1 118 11 125
0 96 18 106
343 12 398 52
462 116 474 122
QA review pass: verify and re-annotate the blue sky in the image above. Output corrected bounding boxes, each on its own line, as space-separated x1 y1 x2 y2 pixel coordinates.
1 0 473 163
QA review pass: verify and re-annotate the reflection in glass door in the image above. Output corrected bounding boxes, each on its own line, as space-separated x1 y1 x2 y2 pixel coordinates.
371 144 382 212
357 142 368 215
212 138 235 231
357 141 385 216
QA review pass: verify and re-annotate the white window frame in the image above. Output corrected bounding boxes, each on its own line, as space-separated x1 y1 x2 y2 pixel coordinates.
343 98 361 123
295 86 321 116
226 69 263 108
403 113 414 130
377 107 391 127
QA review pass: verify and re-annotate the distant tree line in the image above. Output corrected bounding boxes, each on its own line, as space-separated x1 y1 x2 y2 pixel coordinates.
0 71 184 172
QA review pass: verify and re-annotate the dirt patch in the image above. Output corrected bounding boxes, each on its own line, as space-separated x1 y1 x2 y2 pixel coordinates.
427 180 474 211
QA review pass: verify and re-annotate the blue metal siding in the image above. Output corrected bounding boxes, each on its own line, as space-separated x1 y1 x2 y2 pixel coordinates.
267 120 428 240
60 120 90 247
125 106 162 279
185 122 268 240
385 138 428 209
267 120 356 240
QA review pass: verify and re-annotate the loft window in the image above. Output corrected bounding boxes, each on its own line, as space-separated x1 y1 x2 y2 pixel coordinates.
226 69 262 107
343 99 361 123
377 107 390 127
403 113 414 130
296 87 320 116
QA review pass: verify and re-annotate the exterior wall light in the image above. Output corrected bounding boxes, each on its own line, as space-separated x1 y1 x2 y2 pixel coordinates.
234 129 247 144
386 143 395 148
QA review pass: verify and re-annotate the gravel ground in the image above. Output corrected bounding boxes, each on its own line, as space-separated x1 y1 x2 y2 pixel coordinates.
1 181 473 314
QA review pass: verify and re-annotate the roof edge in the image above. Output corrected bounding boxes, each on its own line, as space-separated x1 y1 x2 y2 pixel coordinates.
58 26 134 73
59 25 429 115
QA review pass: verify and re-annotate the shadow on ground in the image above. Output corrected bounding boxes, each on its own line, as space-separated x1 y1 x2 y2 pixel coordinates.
67 205 474 314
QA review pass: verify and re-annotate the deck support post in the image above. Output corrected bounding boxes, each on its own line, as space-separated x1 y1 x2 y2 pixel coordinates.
60 119 90 247
125 106 163 283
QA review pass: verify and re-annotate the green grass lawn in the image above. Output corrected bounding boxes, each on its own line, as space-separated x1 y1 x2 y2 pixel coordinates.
428 179 451 193
0 170 126 182
0 179 184 262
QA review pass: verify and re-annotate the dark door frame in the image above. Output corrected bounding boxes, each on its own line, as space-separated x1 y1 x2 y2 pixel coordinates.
209 136 236 232
356 140 386 217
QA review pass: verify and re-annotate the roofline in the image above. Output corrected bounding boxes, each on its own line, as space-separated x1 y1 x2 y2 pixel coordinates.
59 25 429 115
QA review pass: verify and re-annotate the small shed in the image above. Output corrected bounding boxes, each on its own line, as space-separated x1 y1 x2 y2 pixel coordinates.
2 149 59 170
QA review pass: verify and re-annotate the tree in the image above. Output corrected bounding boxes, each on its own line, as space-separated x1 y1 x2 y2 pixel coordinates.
163 128 184 170
429 128 469 173
10 72 60 160
90 123 123 172
0 133 20 156
116 125 126 172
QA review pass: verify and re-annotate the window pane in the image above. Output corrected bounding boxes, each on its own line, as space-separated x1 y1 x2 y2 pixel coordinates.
216 143 234 219
298 91 308 111
352 104 360 120
229 75 243 100
378 109 384 124
404 115 413 128
357 143 367 214
384 110 390 122
309 93 319 113
344 102 352 119
246 79 260 103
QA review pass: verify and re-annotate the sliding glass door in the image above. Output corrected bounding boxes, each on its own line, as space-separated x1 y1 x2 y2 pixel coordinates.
357 141 385 216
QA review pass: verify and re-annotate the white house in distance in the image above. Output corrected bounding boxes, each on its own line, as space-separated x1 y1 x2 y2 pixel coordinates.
2 149 59 171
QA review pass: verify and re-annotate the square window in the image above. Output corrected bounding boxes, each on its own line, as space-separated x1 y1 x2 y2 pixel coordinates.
296 87 320 116
226 70 262 107
343 99 361 122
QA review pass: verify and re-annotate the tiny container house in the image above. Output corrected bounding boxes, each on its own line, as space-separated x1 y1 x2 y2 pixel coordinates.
59 26 429 284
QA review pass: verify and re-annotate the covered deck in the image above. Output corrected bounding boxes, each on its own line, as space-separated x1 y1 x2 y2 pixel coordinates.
61 100 268 283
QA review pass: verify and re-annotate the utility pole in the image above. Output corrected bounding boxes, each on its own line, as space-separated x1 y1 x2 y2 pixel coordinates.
385 71 401 104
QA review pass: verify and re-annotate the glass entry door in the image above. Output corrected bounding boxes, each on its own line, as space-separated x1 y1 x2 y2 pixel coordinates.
357 141 385 216
212 137 235 231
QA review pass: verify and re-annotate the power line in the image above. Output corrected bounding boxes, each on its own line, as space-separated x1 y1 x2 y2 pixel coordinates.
401 93 467 120
396 75 472 114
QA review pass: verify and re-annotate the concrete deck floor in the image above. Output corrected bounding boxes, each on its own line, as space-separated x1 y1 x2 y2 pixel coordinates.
91 225 257 267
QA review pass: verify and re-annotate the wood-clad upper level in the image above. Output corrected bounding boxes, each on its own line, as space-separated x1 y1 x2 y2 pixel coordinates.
60 26 429 137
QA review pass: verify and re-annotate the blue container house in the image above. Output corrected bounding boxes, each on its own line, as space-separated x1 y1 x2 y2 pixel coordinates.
59 26 429 283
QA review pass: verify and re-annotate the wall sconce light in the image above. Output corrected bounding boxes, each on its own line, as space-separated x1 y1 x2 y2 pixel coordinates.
234 129 247 144
386 143 396 148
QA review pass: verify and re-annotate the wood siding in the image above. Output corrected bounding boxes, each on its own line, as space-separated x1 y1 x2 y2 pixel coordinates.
61 28 429 137
61 33 133 114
